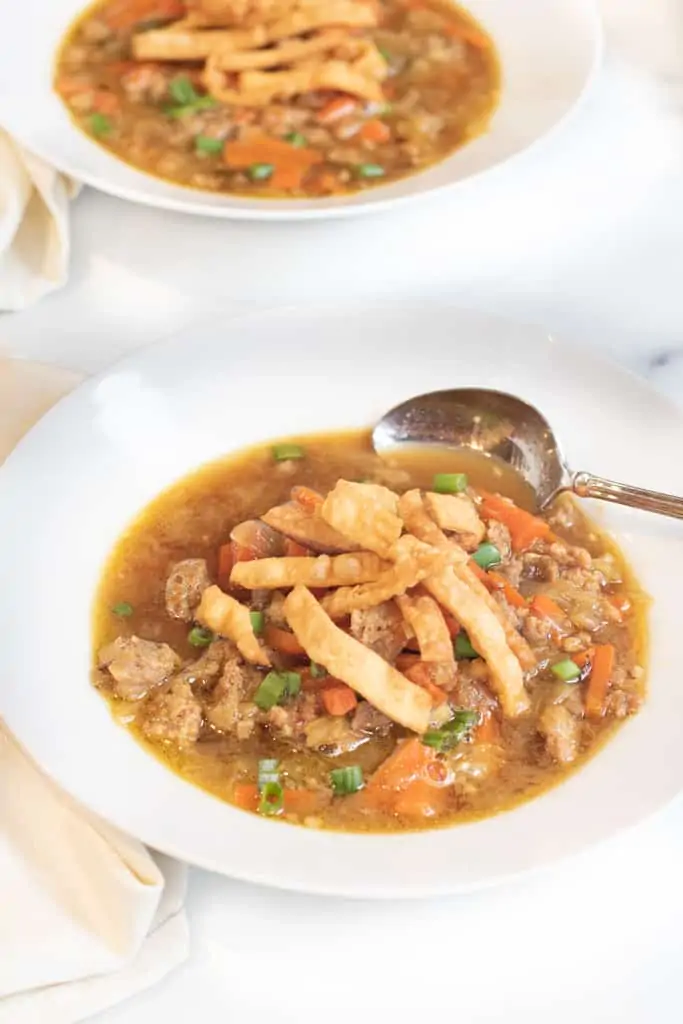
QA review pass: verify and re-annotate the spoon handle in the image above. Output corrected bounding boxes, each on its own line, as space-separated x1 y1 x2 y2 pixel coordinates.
572 471 683 520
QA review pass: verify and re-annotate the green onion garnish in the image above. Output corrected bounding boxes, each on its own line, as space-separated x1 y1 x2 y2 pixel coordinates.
550 658 582 683
330 765 364 795
272 443 305 461
195 134 224 155
285 131 307 147
253 670 301 710
454 632 478 659
188 626 214 647
422 709 479 752
258 780 284 815
433 472 468 494
258 758 280 788
310 661 327 679
166 95 218 118
89 113 112 137
472 542 502 570
111 601 133 617
250 610 265 634
248 162 274 181
378 46 392 62
356 163 385 179
169 75 199 105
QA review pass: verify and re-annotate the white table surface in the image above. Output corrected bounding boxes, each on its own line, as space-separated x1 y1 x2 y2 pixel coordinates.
3 2 683 1021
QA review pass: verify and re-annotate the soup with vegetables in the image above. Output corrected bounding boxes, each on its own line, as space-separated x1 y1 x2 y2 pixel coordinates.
93 431 647 831
55 0 499 198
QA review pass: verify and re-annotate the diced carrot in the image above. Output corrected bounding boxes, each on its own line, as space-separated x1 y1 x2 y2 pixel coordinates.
263 623 306 656
474 712 501 745
269 162 307 190
444 20 491 48
233 783 258 812
283 788 328 816
92 90 121 115
404 662 449 706
573 647 595 669
468 560 490 585
442 612 461 638
223 136 322 171
315 171 341 194
393 778 449 818
55 75 90 98
480 494 551 552
318 95 358 123
321 683 358 716
359 119 391 143
291 485 324 511
104 0 185 30
530 594 566 625
584 644 615 718
487 572 527 609
395 652 422 672
283 538 310 556
217 543 233 589
363 737 435 807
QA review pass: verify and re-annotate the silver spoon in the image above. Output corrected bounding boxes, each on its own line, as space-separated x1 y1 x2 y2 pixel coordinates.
373 388 683 518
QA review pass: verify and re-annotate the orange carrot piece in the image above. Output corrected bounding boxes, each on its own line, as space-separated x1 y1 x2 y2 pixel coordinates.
318 95 357 123
487 572 527 609
573 646 595 669
315 171 342 194
93 90 121 114
223 137 322 171
217 543 233 589
442 612 461 638
321 683 358 716
530 594 566 624
363 737 435 808
395 652 421 672
359 119 391 143
393 778 449 819
480 494 551 552
263 623 306 656
584 644 615 718
283 538 310 557
283 788 328 816
404 662 449 706
474 712 501 745
468 560 490 585
233 783 259 811
291 485 324 511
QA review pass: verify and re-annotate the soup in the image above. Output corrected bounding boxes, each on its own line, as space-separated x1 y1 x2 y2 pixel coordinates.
55 0 500 198
93 431 647 832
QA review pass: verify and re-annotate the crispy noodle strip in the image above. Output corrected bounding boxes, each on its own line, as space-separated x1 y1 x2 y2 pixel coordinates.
455 562 536 672
230 552 387 589
284 585 432 733
321 480 402 559
397 490 467 560
196 585 270 666
207 28 346 70
423 491 485 547
261 501 358 554
396 592 455 664
424 569 530 717
321 536 448 618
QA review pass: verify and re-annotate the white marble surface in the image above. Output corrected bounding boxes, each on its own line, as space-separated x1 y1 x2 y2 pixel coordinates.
2 2 683 1021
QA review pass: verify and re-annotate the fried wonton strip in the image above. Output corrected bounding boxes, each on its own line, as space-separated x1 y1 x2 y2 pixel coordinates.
424 569 530 717
261 501 359 554
208 57 384 106
321 536 447 618
424 492 485 548
284 585 432 733
398 490 468 562
187 0 370 27
396 593 455 664
196 585 271 666
208 28 346 69
454 563 537 672
230 552 388 589
321 480 402 559
132 26 264 59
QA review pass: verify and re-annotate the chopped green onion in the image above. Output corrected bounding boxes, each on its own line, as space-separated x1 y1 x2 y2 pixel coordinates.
248 162 274 181
330 765 364 795
195 134 224 155
378 46 392 62
285 131 307 147
272 443 305 461
169 75 199 105
253 670 301 710
250 610 265 635
188 626 214 647
258 758 280 788
454 632 478 659
89 113 112 137
433 472 468 494
258 780 284 815
166 95 218 118
472 542 502 570
111 601 133 618
550 658 582 683
310 661 327 679
422 708 479 752
356 163 385 178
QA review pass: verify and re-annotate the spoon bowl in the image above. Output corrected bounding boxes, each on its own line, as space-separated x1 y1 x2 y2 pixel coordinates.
373 388 683 519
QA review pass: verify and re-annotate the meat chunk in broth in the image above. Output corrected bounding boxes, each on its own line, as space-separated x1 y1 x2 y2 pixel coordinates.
140 681 203 746
538 704 581 765
98 636 180 700
350 601 408 662
165 558 211 620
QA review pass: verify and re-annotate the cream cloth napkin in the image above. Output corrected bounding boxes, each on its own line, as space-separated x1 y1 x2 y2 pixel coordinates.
0 133 79 312
0 358 189 1024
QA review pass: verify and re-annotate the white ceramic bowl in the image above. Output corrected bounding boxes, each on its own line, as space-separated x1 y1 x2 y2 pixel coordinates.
0 0 601 219
1 304 683 897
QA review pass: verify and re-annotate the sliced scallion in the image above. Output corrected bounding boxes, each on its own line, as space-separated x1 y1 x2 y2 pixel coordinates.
285 131 307 147
195 134 224 155
166 95 218 118
250 610 265 635
258 780 284 815
356 163 385 178
551 658 582 683
258 758 280 789
111 601 133 617
330 765 363 795
454 632 478 659
309 661 327 679
472 542 502 570
433 472 468 494
253 670 301 710
89 113 112 137
188 626 214 647
248 162 274 181
422 708 479 752
272 442 305 461
169 75 199 105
